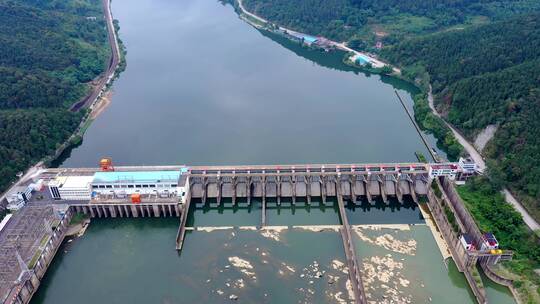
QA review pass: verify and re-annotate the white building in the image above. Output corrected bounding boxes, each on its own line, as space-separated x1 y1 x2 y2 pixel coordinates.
49 175 93 201
457 157 479 181
91 170 187 199
428 163 459 180
459 157 477 173
6 185 33 211
459 233 475 251
481 233 499 251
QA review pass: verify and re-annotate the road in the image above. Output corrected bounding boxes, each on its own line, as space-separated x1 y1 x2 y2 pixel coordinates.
428 87 540 231
236 0 390 70
70 0 121 111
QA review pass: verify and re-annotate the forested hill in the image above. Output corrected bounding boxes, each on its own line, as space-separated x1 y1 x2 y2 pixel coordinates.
383 13 540 220
0 0 109 193
243 0 540 44
382 14 540 93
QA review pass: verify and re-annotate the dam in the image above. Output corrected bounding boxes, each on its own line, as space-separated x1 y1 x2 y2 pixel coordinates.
2 160 512 304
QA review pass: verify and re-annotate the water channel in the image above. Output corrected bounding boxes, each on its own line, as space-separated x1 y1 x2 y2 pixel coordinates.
34 0 514 302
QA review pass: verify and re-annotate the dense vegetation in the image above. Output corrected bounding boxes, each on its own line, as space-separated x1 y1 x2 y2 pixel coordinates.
458 177 540 303
383 13 540 220
243 0 367 41
0 110 83 191
0 0 109 193
486 90 540 220
383 14 540 93
243 0 540 45
412 93 463 160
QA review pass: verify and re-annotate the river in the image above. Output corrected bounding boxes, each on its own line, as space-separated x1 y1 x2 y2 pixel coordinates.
59 0 443 167
34 0 513 302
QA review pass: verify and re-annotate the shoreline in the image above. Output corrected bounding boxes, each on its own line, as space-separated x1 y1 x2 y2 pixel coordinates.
90 90 113 120
236 0 394 72
0 0 123 201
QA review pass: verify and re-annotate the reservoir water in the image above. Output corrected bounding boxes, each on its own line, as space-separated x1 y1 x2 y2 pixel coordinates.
61 0 439 167
35 0 514 302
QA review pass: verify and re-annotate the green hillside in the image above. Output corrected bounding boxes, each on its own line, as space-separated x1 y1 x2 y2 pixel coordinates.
383 13 540 221
0 0 109 193
243 0 540 45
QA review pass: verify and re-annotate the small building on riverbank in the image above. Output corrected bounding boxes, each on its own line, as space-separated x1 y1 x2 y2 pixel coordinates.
6 185 33 211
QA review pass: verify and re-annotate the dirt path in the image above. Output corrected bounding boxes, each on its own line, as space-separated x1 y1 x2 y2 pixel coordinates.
428 87 486 171
428 87 539 231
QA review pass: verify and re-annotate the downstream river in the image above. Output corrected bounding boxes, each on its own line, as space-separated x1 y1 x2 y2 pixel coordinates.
35 0 513 303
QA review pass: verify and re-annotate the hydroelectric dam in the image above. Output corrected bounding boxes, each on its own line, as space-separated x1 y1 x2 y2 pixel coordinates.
1 161 510 304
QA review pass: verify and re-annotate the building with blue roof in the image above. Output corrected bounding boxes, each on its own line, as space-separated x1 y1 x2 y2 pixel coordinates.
302 35 318 44
93 171 180 184
288 32 319 45
91 170 186 198
355 54 371 66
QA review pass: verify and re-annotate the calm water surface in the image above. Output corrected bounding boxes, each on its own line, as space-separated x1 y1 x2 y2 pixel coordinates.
34 0 514 302
60 0 440 167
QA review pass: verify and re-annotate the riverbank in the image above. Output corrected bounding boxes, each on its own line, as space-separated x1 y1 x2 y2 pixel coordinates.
0 0 124 202
457 179 540 303
235 0 395 74
237 0 536 233
51 0 124 158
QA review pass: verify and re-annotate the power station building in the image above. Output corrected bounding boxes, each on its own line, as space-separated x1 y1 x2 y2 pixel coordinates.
47 168 188 201
91 170 185 198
